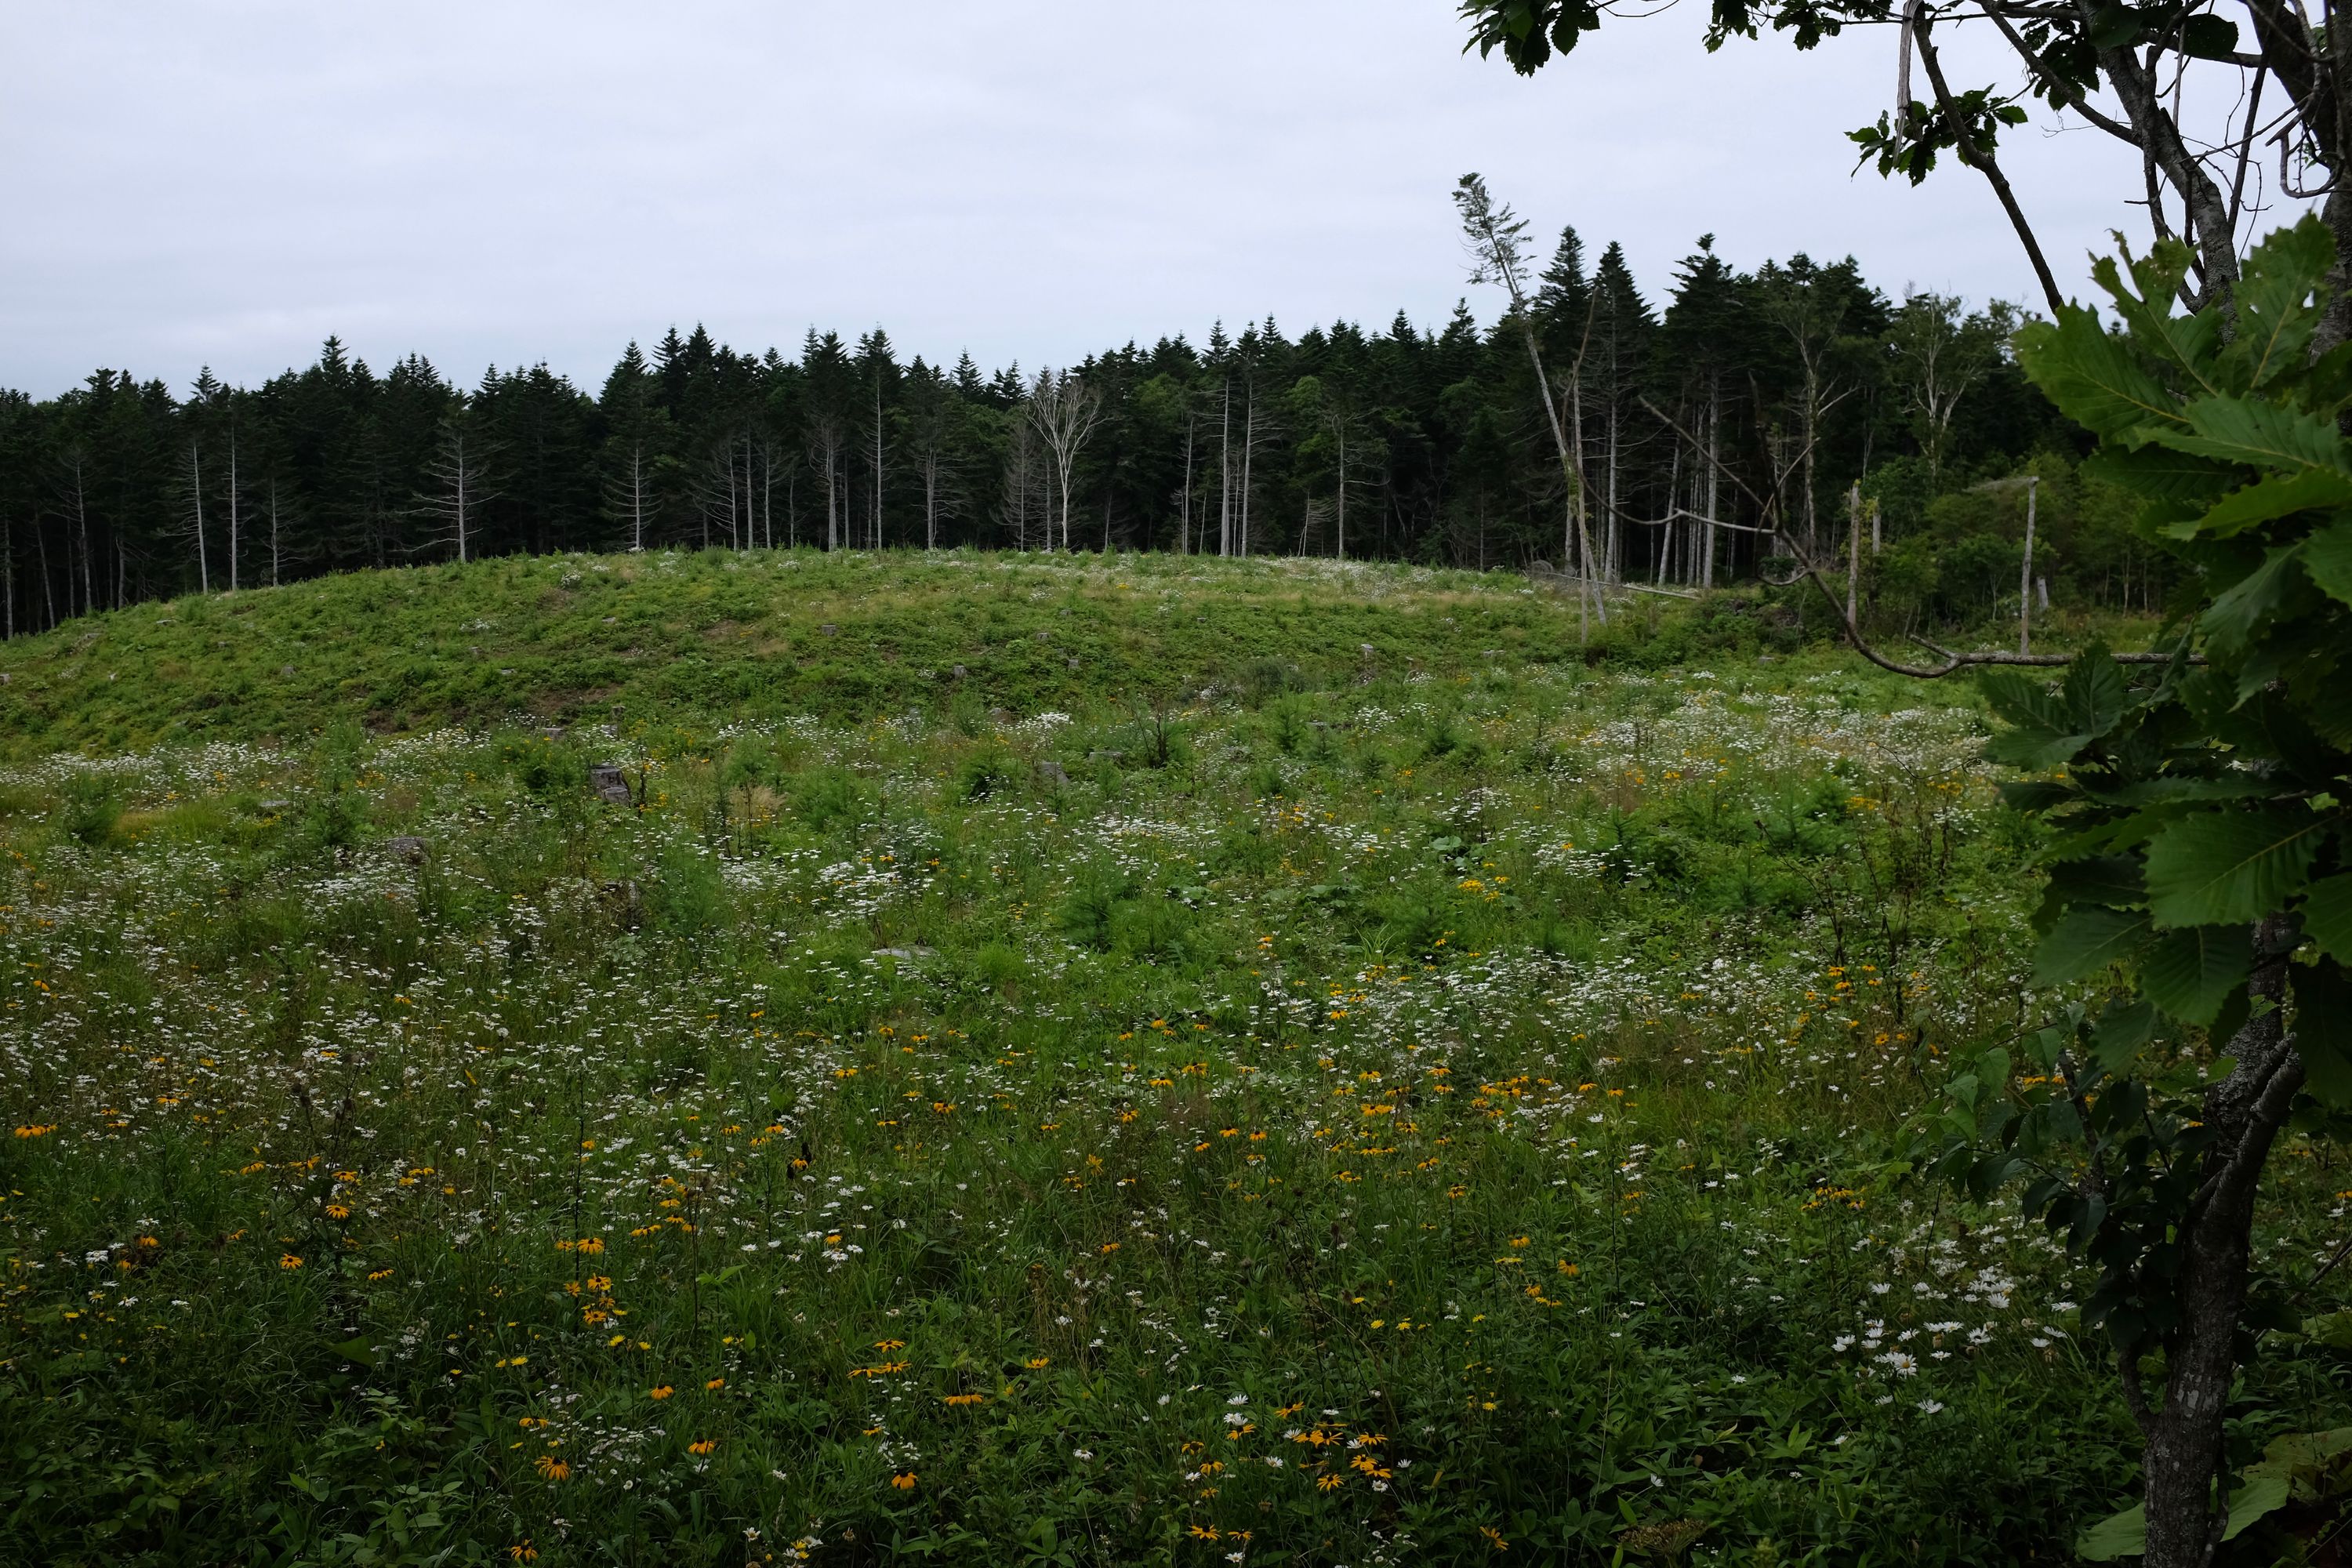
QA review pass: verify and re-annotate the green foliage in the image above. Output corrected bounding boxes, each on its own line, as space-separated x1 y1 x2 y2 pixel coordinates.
1991 214 2351 1049
59 773 122 848
793 764 864 831
1924 218 2352 1548
306 720 369 851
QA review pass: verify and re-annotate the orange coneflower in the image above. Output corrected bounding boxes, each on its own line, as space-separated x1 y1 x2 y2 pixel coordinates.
890 1472 917 1490
648 1385 673 1400
534 1455 570 1482
688 1439 716 1455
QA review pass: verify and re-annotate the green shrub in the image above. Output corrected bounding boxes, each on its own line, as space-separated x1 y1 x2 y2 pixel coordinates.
60 774 122 848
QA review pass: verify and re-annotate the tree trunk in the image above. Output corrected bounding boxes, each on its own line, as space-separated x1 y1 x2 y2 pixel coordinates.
1847 482 1861 626
1240 386 1256 558
1218 380 1232 557
190 445 211 593
2138 920 2303 1568
1801 372 1819 555
1606 397 1620 583
227 426 241 592
1179 416 1195 554
38 518 56 629
1336 432 1348 561
1702 386 1720 590
2019 477 2038 655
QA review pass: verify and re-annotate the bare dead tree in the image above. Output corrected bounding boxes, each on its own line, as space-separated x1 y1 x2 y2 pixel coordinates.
1455 172 1606 627
180 442 211 593
999 419 1048 550
413 415 501 564
1025 369 1105 553
804 412 847 551
1759 269 1859 553
602 441 659 552
1890 292 2018 481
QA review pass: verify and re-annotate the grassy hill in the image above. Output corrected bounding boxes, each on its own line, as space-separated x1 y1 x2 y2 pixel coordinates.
0 549 1790 760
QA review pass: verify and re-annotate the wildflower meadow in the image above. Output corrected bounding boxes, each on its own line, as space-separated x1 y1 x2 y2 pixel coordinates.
2 551 2345 1565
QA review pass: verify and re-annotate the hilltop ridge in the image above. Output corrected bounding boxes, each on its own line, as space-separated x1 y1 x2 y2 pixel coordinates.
0 550 1766 760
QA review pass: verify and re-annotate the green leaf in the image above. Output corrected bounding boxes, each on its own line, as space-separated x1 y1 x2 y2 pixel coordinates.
2044 808 2175 863
2091 998 2161 1075
2013 307 2187 441
2180 11 2241 58
2048 855 2147 908
2174 468 2352 540
2304 873 2352 964
2253 1425 2352 1472
2086 1 2143 49
2226 216 2334 390
2141 924 2255 1027
2307 520 2352 608
1980 668 2098 768
2035 906 2154 985
2140 397 2352 474
2201 543 2309 662
2079 442 2236 503
2000 779 2076 812
2221 1471 2292 1541
2145 808 2331 927
1979 666 2066 731
2099 252 2226 388
2075 1502 2143 1560
2062 647 2128 738
2293 962 2352 1107
2303 1312 2352 1348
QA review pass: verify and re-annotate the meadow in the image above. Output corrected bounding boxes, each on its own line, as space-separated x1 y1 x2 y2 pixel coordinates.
2 550 2345 1566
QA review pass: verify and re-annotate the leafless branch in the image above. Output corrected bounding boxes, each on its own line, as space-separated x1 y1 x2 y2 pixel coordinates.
1912 16 2067 312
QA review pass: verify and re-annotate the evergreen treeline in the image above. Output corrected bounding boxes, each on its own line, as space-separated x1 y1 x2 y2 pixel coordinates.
0 230 2162 636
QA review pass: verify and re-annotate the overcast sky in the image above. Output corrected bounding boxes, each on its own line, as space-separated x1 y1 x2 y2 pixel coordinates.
2 1 2154 399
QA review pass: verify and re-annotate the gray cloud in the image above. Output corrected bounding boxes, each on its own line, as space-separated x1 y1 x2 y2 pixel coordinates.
2 1 2162 397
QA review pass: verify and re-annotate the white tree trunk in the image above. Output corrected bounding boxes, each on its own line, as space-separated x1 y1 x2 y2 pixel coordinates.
188 445 210 593
227 426 241 591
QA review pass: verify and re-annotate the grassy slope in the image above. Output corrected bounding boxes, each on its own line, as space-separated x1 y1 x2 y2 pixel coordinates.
0 550 1744 760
